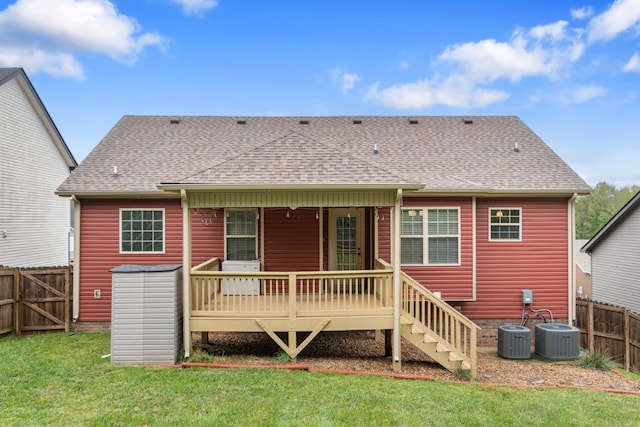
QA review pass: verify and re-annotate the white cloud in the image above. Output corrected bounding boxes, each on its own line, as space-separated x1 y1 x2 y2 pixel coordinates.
368 21 584 110
569 85 608 103
341 73 360 94
529 21 569 41
365 77 509 109
0 46 83 78
167 0 218 16
623 52 640 72
328 67 360 94
587 0 640 43
0 0 165 78
571 7 594 20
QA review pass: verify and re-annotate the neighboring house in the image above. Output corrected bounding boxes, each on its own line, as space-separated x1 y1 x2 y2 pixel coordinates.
574 239 591 298
56 116 590 373
0 68 77 267
581 191 640 314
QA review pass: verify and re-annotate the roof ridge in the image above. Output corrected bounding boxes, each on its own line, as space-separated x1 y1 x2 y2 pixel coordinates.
175 130 298 181
293 130 416 184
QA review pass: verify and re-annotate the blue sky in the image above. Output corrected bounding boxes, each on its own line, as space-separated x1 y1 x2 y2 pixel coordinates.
1 0 639 188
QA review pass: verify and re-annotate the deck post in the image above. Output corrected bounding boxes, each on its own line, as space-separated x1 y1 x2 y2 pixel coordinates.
181 190 193 359
288 272 297 361
392 189 402 372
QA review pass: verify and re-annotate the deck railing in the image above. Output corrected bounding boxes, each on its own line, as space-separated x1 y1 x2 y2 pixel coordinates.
190 260 393 318
400 271 478 373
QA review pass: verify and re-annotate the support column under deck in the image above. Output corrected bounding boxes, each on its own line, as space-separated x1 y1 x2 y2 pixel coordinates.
392 189 402 372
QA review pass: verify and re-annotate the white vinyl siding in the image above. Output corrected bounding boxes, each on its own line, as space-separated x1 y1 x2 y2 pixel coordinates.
489 208 522 241
591 210 640 314
225 209 258 260
0 77 72 267
401 208 459 265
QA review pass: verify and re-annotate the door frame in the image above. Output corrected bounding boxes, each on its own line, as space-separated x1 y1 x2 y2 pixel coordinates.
328 208 365 271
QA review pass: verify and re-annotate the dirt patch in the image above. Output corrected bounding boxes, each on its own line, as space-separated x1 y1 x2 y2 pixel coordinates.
196 331 640 392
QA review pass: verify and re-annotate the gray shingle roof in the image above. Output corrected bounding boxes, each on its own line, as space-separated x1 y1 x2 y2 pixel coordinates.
57 115 591 196
0 68 21 85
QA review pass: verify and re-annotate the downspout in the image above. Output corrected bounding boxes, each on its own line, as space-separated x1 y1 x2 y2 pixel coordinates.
181 190 192 359
71 195 81 322
568 193 577 325
392 189 402 371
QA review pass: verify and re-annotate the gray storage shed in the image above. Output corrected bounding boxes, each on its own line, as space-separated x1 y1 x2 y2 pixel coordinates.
110 264 183 365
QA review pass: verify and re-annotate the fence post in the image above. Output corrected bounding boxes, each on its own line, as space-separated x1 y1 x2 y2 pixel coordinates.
64 266 71 332
587 301 594 352
623 308 630 371
13 269 20 336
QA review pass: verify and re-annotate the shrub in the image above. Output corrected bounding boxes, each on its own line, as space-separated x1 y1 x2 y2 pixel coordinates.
576 349 615 371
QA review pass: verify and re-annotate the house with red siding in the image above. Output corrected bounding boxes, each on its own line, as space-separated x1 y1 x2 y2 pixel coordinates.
57 116 590 374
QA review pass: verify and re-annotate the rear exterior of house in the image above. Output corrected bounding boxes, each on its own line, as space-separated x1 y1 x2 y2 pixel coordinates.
57 116 591 372
0 68 77 267
582 192 640 314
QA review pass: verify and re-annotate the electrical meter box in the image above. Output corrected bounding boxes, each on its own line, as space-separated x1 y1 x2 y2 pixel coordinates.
522 290 533 304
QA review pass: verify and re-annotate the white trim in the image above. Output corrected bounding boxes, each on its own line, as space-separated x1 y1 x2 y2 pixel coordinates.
318 207 324 270
118 208 166 254
568 194 577 324
72 196 81 321
400 206 461 266
393 190 402 368
488 207 522 242
224 208 259 261
260 207 265 262
374 208 379 260
328 208 364 270
181 190 191 359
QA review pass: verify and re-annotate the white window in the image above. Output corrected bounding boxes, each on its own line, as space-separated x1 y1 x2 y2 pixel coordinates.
489 208 521 241
401 208 459 265
225 209 258 260
120 209 165 253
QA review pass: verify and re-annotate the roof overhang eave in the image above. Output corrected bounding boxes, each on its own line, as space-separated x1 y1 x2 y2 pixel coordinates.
55 190 179 198
156 182 424 192
406 187 592 197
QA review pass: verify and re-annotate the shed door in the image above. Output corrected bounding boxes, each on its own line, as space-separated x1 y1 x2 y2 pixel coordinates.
329 208 364 271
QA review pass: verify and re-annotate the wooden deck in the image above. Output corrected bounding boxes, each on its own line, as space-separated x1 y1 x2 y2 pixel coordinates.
189 269 394 332
187 258 479 375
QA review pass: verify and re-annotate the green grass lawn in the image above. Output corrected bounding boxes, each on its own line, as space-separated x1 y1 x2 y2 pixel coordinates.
1 332 639 426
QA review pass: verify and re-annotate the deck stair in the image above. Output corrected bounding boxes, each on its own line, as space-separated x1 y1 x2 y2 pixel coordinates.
399 272 479 375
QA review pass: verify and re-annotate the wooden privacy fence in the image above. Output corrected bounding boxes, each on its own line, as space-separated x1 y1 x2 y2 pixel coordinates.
575 298 640 374
0 267 72 336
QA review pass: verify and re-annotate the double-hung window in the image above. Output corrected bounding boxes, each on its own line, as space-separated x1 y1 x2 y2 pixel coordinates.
225 209 258 260
120 209 164 253
489 208 521 241
401 208 459 265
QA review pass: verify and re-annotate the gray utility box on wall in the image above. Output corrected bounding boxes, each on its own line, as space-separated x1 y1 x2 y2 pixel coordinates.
110 264 183 365
535 324 580 360
497 325 531 359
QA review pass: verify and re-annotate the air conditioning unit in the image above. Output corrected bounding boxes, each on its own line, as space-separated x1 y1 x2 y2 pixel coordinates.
535 324 580 360
497 325 531 359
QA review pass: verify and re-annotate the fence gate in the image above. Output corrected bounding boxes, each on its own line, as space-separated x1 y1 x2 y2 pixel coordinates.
0 267 71 335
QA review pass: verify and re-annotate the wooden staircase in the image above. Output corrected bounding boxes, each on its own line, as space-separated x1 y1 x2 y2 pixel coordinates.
399 272 480 375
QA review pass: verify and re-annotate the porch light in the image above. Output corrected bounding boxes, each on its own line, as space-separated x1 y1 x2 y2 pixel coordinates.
496 210 503 217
